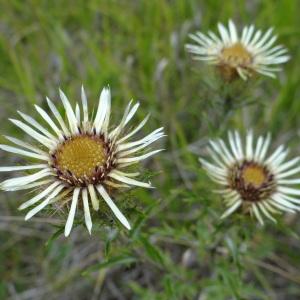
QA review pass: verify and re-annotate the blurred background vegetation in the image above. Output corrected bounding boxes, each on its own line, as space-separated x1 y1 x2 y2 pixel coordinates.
0 0 300 299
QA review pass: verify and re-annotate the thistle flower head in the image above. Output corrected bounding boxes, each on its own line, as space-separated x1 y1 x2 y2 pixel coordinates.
0 86 164 236
200 131 300 225
186 20 290 81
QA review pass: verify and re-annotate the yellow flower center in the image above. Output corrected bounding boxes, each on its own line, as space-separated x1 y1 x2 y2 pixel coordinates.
229 161 275 202
242 165 267 188
221 43 252 66
55 135 107 178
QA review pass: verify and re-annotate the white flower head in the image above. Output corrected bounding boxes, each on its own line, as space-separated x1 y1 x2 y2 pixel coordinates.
0 86 164 236
186 19 290 81
200 131 300 225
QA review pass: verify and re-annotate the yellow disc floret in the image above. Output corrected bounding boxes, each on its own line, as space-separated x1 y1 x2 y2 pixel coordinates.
221 43 252 67
55 135 107 178
242 165 267 188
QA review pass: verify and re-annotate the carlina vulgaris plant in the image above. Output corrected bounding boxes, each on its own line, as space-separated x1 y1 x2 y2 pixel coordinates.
0 86 164 236
200 131 300 225
186 19 290 81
